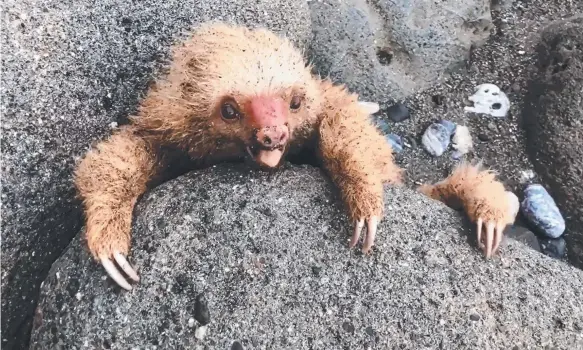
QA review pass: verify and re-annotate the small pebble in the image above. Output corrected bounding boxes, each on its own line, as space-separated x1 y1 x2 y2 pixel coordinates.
342 321 355 334
311 265 322 277
194 293 211 325
231 341 245 350
519 169 535 183
386 103 410 122
469 313 481 321
521 184 565 238
487 122 498 131
511 83 521 93
437 119 456 135
520 184 565 239
359 101 380 114
404 135 417 148
539 237 566 259
188 318 195 328
478 133 490 141
431 95 445 106
451 150 464 160
194 325 207 340
452 125 473 155
421 123 450 157
386 133 403 153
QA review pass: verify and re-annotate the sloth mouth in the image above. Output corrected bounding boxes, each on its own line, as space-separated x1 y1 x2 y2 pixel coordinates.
246 143 286 168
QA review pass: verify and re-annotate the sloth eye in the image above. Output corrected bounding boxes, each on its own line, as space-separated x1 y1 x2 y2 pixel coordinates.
220 101 240 121
290 95 302 111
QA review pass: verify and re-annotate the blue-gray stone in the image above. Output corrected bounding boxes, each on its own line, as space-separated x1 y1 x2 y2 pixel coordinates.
386 133 403 153
421 123 450 157
539 237 567 260
521 184 566 239
438 119 457 136
373 117 391 135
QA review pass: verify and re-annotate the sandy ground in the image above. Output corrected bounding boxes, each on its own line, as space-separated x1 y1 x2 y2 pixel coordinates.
386 0 582 198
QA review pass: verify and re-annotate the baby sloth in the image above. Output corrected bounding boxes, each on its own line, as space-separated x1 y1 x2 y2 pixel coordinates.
74 22 516 290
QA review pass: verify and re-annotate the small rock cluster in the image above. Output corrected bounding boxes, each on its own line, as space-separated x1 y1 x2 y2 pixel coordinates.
372 83 568 260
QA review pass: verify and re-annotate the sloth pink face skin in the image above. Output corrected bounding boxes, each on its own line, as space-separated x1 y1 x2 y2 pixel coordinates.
219 92 300 169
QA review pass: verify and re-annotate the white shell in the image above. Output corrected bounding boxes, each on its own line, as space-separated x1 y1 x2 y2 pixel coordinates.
358 101 380 115
464 83 510 117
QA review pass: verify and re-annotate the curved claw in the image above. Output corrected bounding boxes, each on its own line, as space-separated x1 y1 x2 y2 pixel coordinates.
349 217 379 253
114 252 139 282
477 219 506 258
476 218 484 249
350 219 365 248
101 257 132 290
362 216 379 254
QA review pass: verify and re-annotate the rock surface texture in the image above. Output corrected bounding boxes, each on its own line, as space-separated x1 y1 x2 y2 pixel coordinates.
523 15 583 269
0 0 311 348
307 0 493 104
30 164 583 349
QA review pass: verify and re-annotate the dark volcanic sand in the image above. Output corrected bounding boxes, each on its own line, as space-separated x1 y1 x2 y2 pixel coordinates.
381 0 582 214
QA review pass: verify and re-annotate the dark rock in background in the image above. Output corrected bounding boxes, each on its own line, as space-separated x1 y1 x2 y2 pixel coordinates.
29 164 583 349
504 225 541 252
540 237 567 260
523 15 583 269
0 1 311 348
307 0 493 104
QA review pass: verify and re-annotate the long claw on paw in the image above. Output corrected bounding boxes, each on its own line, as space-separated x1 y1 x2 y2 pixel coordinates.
476 218 484 248
101 257 132 290
492 222 505 255
350 219 365 248
114 252 139 282
485 221 495 258
363 216 379 253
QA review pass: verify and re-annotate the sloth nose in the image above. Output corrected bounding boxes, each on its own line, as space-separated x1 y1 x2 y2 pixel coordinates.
256 126 289 147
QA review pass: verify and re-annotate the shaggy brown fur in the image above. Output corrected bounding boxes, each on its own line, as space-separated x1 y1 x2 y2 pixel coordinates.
418 162 516 257
74 22 514 289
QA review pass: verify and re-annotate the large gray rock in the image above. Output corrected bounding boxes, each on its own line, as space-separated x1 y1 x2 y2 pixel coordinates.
307 0 492 104
0 1 311 348
523 15 583 269
30 164 583 349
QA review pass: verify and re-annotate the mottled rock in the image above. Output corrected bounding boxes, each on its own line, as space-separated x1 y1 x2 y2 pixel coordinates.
422 123 451 157
437 120 457 136
540 238 567 260
307 0 493 103
523 15 583 268
30 164 583 349
386 103 410 123
521 184 565 239
0 0 311 347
